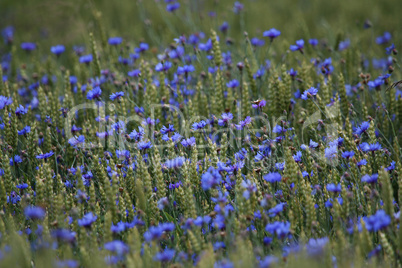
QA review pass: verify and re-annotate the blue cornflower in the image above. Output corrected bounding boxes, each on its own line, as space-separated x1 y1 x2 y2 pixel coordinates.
137 141 153 150
192 120 207 130
155 61 172 72
181 137 196 147
108 37 123 45
104 241 130 256
21 42 36 51
15 105 28 116
376 32 391 45
77 212 97 228
324 145 337 159
166 2 180 12
357 159 367 166
201 166 222 190
306 237 329 256
361 174 378 184
288 68 298 77
79 54 93 64
263 28 281 41
235 116 252 130
241 180 257 200
25 206 46 220
177 65 195 75
219 21 229 33
252 99 266 109
8 191 21 203
338 39 350 51
386 44 396 55
164 157 185 169
10 155 23 166
0 96 12 109
218 112 233 126
68 135 85 147
129 126 145 141
233 1 244 13
110 91 124 101
51 45 65 56
36 150 54 159
52 229 76 243
359 142 382 152
290 39 304 53
86 86 102 100
309 39 319 46
157 197 169 210
16 183 28 189
226 79 239 88
272 125 287 134
128 69 141 77
385 161 396 171
301 87 318 100
265 221 291 239
161 124 175 134
326 183 342 193
293 151 302 162
250 37 265 47
367 79 384 89
354 121 370 135
263 172 282 183
341 151 355 159
268 203 286 217
154 249 175 262
111 222 126 233
364 210 391 232
18 125 31 135
135 42 149 53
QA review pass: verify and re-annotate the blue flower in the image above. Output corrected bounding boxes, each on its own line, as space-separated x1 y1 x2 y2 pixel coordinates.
135 42 149 53
341 151 355 159
306 237 329 256
376 32 391 45
164 157 185 169
177 65 195 75
293 151 302 162
68 135 85 147
192 120 207 130
15 105 28 116
326 183 342 193
338 39 350 51
79 54 93 64
166 2 180 12
36 150 54 159
86 86 102 100
201 166 222 190
0 96 12 109
265 221 291 239
367 79 384 89
259 256 278 268
104 241 129 256
324 145 337 159
289 39 304 53
25 206 46 220
18 125 31 135
235 116 252 130
252 99 266 109
110 91 124 101
77 212 97 228
218 113 233 126
226 79 239 88
154 249 175 262
268 203 286 217
233 1 244 13
161 124 175 134
386 43 396 55
21 42 36 51
263 28 281 41
361 174 378 184
263 172 281 183
181 137 196 147
51 45 65 56
309 39 319 46
111 222 126 233
108 37 123 45
364 210 391 232
137 141 153 150
354 121 370 135
155 61 172 72
251 37 265 47
301 87 318 100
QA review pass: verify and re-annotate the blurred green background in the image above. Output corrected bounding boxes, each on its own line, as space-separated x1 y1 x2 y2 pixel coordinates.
1 0 401 47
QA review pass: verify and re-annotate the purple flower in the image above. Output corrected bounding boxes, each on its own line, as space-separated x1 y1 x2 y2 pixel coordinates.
218 112 233 126
15 105 28 116
154 249 175 262
201 166 222 190
252 99 266 109
241 179 257 200
25 206 46 220
104 241 130 256
361 174 378 184
108 37 123 45
36 150 54 159
251 37 265 47
233 1 244 13
137 141 153 150
268 203 286 217
161 124 175 134
192 120 207 130
263 28 281 41
376 32 392 45
164 157 185 169
155 61 172 72
359 142 382 152
386 43 396 55
309 39 319 46
18 125 31 135
260 256 278 268
265 221 291 239
77 212 97 228
79 54 93 64
166 2 180 12
181 137 196 147
21 42 36 51
68 135 85 147
293 151 302 162
110 91 125 101
289 39 304 53
226 79 239 88
364 210 391 232
338 39 350 51
235 116 252 130
367 79 384 89
135 42 149 53
306 237 329 256
177 65 195 75
0 96 12 109
324 145 337 159
326 183 341 193
263 172 281 183
301 87 318 100
354 121 370 135
51 45 65 56
86 86 102 100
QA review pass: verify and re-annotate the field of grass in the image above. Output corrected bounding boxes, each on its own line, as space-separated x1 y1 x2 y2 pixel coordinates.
0 0 401 267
